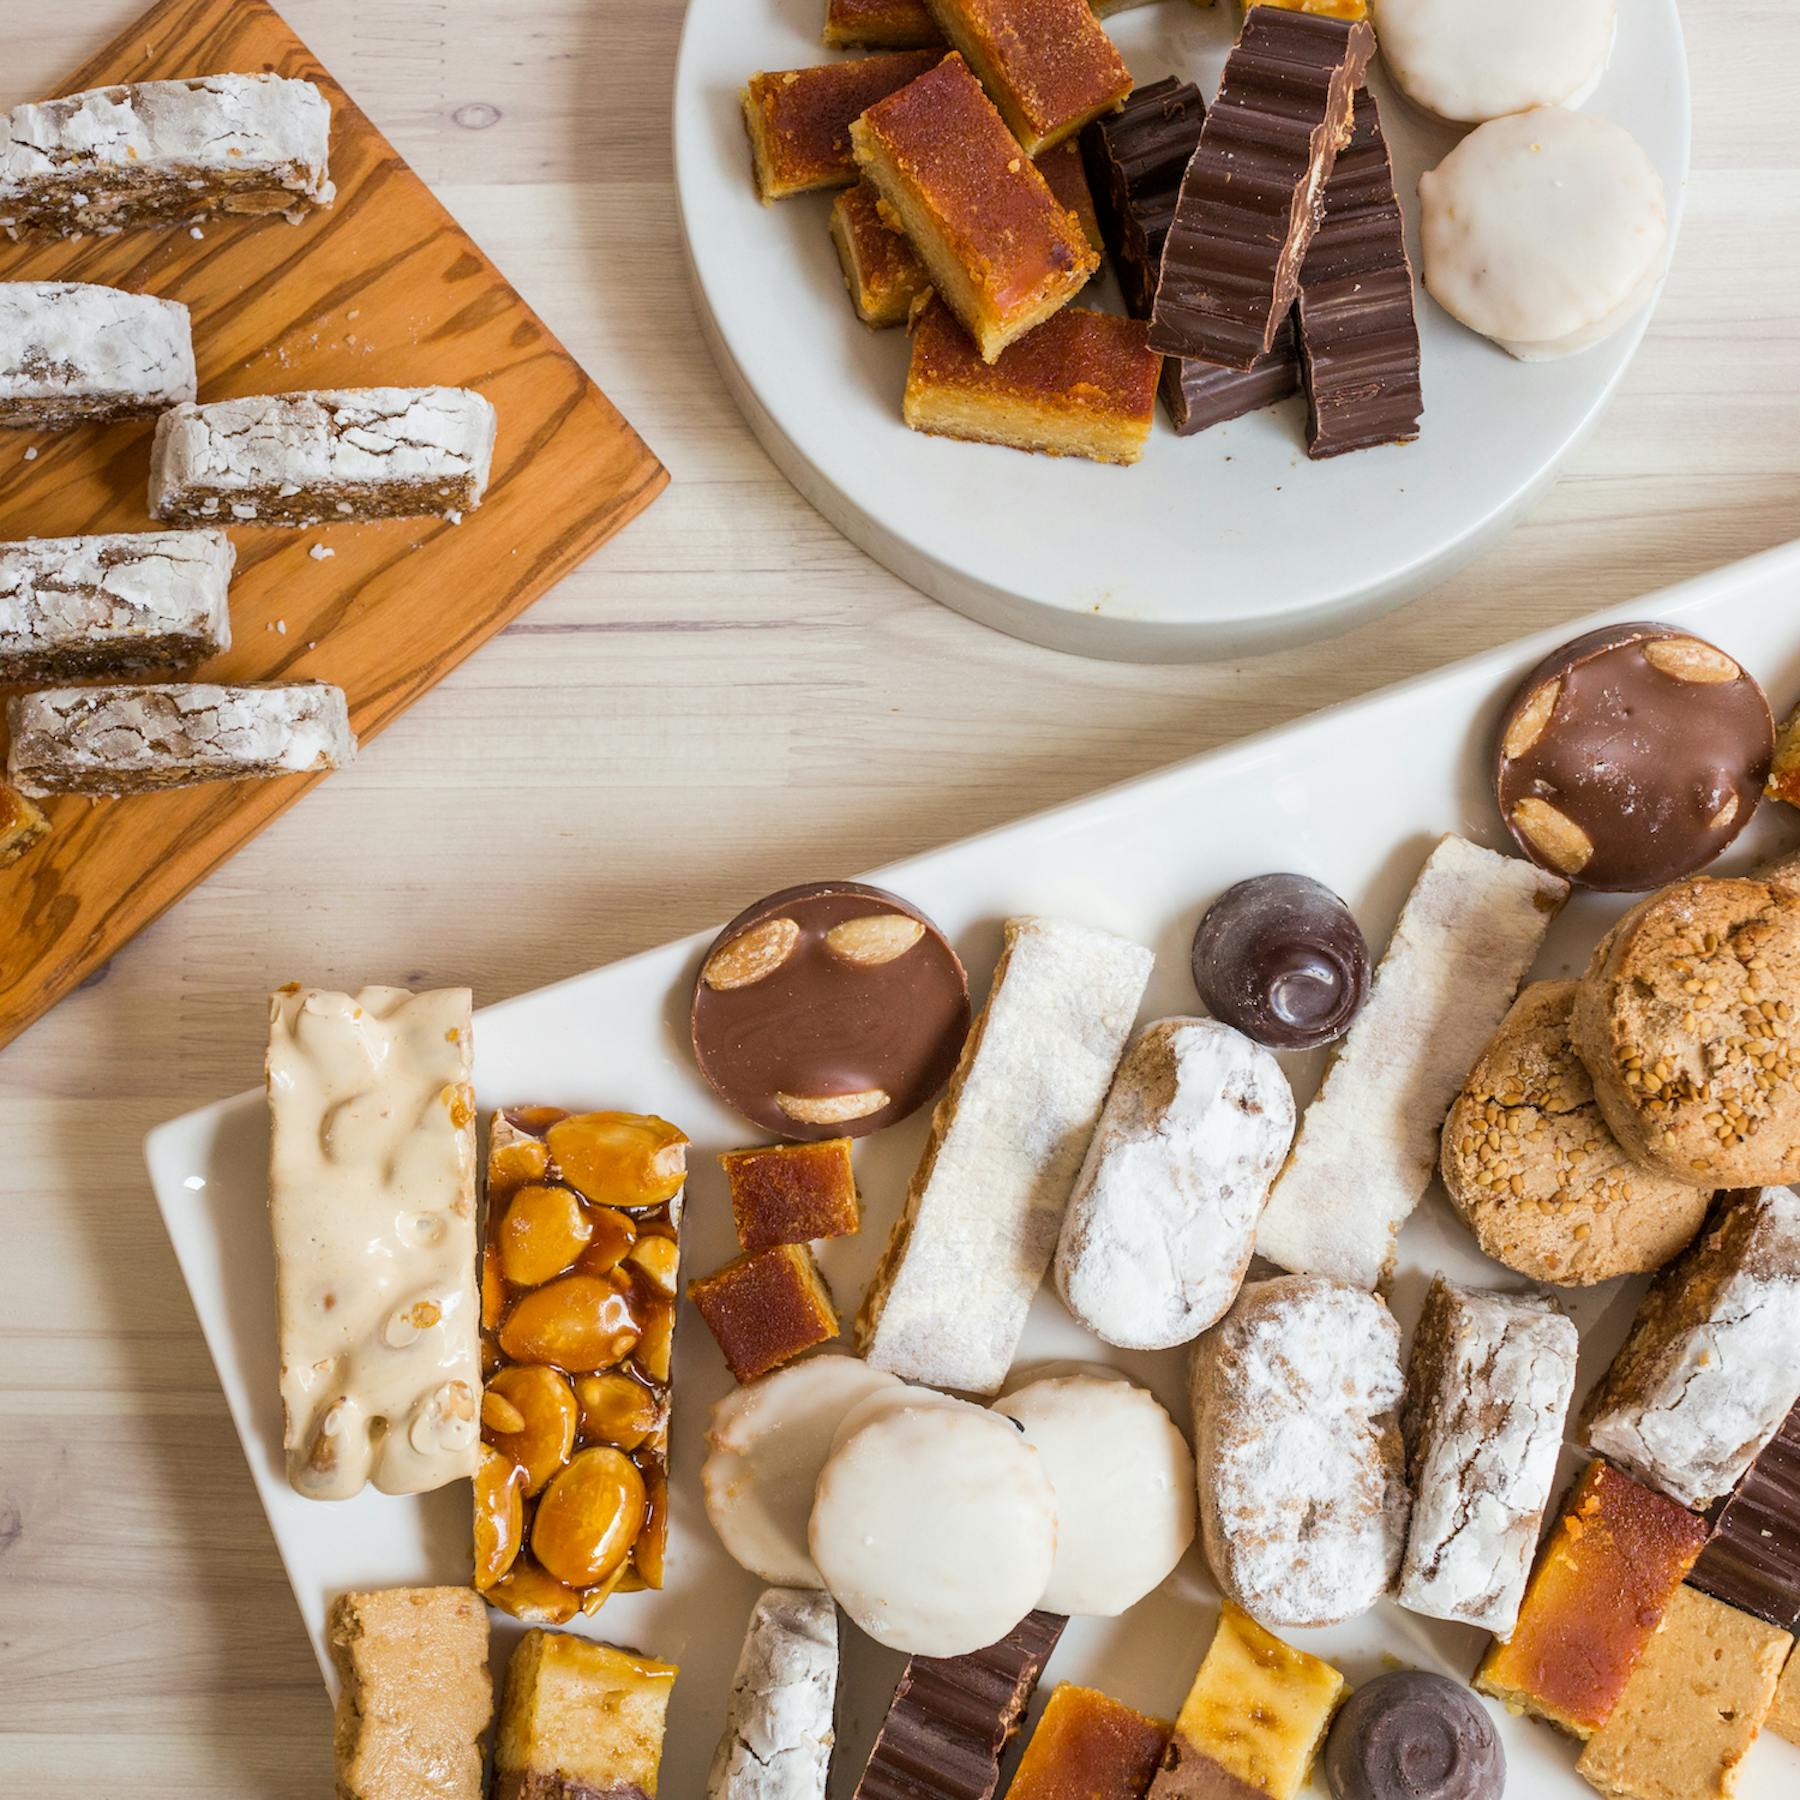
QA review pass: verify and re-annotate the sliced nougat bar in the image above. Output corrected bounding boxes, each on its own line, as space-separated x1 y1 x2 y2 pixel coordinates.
0 785 49 869
6 682 355 798
0 529 234 681
149 386 498 527
267 987 480 1501
0 281 194 428
0 73 332 240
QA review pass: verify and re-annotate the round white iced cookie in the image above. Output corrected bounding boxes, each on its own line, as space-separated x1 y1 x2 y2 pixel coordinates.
1373 0 1617 126
702 1355 901 1587
991 1374 1196 1616
827 1380 961 1457
809 1397 1057 1656
1419 109 1667 361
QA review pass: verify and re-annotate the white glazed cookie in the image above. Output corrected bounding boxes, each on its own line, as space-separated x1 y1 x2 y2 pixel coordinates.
1373 0 1617 126
1192 1275 1409 1630
809 1395 1057 1656
827 1380 960 1457
703 1355 901 1587
1420 110 1668 361
706 1587 839 1800
1054 1017 1294 1349
991 1372 1196 1616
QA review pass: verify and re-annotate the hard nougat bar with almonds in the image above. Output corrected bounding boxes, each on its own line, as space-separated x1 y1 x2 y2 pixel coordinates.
0 529 234 682
0 281 194 427
495 1629 679 1800
477 1108 686 1624
267 986 480 1501
0 73 333 240
149 386 498 527
7 682 355 798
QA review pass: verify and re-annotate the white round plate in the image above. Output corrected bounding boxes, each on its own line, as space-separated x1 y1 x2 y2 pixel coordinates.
673 0 1689 661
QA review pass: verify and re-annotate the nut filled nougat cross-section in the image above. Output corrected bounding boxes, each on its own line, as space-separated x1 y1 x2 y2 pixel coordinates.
266 985 480 1500
477 1108 687 1623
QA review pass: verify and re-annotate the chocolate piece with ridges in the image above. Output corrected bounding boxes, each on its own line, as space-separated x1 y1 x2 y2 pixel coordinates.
853 1610 1067 1799
1149 9 1374 370
1692 1401 1800 1631
1296 89 1421 458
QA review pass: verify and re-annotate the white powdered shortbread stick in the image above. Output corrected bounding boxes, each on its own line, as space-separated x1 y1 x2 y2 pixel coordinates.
0 280 194 427
1398 1278 1578 1636
149 386 498 527
856 915 1153 1394
1256 835 1567 1288
1055 1017 1294 1349
0 73 332 240
707 1587 840 1800
0 529 234 682
6 682 355 798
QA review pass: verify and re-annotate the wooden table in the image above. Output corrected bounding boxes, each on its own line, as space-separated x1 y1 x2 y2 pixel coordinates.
1 3 1795 1791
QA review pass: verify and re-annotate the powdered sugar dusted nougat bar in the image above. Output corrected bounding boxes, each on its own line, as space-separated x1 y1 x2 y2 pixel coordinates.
149 386 498 527
1582 1186 1800 1509
7 681 354 798
706 1587 839 1799
0 281 194 427
1398 1278 1579 1635
0 529 234 681
0 74 332 241
269 987 479 1500
1256 835 1567 1287
857 915 1153 1394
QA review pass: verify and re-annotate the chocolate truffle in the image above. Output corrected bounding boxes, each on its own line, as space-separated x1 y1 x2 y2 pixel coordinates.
1494 622 1774 891
1324 1671 1504 1800
1191 873 1370 1051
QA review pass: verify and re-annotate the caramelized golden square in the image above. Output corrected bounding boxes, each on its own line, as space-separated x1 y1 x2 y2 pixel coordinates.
721 1138 863 1249
1476 1460 1710 1739
494 1629 678 1800
741 51 943 201
1037 137 1103 252
850 53 1099 362
924 0 1132 155
1768 704 1800 810
830 183 928 327
1011 1683 1170 1798
825 0 946 48
904 296 1159 465
0 784 49 868
1772 1646 1800 1747
689 1242 840 1382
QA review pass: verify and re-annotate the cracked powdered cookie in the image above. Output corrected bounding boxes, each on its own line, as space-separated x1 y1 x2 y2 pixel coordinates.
0 280 194 427
1441 981 1712 1285
707 1587 839 1800
1571 876 1800 1186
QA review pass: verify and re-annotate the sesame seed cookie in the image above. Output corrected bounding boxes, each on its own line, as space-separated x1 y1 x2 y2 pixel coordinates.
1571 877 1800 1186
1441 981 1712 1285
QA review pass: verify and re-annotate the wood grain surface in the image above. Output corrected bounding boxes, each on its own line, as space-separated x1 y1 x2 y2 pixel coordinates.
0 0 667 1050
2 1 1798 1794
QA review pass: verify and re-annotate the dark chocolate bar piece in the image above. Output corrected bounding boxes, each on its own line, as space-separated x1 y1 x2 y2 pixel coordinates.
853 1610 1066 1799
1161 314 1302 436
1691 1401 1800 1632
1149 9 1374 370
1296 88 1422 458
1080 77 1206 320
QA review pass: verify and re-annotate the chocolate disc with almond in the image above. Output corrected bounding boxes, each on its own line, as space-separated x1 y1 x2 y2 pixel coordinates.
692 881 970 1139
1494 622 1774 892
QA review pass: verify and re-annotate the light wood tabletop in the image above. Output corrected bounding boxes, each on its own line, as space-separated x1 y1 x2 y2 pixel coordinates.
1 2 1796 1792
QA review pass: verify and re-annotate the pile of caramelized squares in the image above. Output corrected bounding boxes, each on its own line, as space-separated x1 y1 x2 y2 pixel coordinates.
474 1107 686 1624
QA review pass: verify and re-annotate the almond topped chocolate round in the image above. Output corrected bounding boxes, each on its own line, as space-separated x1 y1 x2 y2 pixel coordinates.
1495 623 1774 892
691 881 970 1139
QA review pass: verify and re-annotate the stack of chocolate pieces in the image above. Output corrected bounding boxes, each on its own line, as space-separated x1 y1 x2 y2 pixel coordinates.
1692 1402 1800 1633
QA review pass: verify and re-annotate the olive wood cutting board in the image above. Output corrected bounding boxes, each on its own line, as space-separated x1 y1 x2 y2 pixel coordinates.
0 0 667 1050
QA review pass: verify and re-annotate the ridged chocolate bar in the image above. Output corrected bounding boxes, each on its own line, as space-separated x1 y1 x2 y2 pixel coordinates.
1692 1402 1800 1632
853 1610 1066 1799
1160 316 1301 436
1149 9 1373 370
1296 89 1421 458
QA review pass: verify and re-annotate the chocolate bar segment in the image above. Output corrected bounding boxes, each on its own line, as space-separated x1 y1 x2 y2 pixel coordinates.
1296 89 1422 458
1692 1401 1800 1632
853 1609 1066 1799
1149 9 1374 369
0 281 194 428
1161 318 1301 436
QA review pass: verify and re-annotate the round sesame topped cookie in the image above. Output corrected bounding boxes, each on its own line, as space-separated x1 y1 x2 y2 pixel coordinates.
1571 878 1800 1186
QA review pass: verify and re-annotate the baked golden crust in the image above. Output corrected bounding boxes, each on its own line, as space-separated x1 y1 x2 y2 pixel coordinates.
850 53 1099 361
903 296 1159 463
824 0 946 48
1441 980 1712 1285
1571 877 1800 1185
924 0 1132 155
1036 137 1102 252
830 182 928 325
688 1242 841 1381
741 50 942 201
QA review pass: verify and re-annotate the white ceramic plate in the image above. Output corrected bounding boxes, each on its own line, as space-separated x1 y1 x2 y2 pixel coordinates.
147 539 1800 1798
673 0 1690 661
